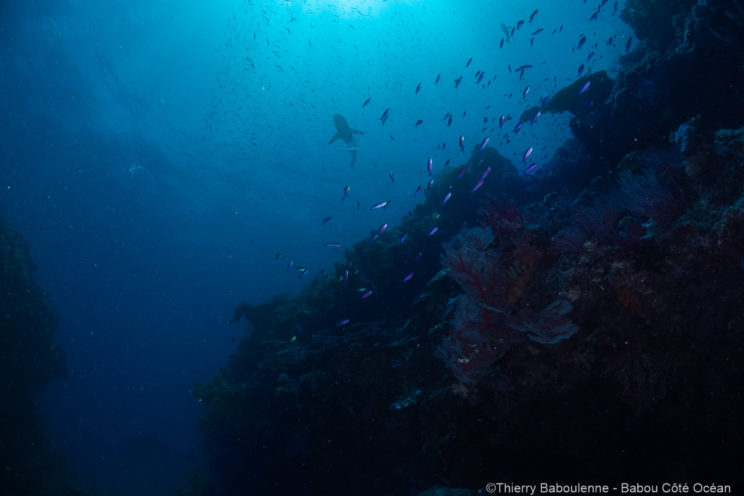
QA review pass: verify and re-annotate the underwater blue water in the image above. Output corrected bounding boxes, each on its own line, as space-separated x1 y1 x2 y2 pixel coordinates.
1 0 632 494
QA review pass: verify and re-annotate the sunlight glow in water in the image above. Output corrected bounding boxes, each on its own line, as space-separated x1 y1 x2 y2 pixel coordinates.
296 0 420 17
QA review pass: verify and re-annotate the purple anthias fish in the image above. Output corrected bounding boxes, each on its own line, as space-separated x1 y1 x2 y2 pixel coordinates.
522 86 530 99
499 115 505 129
361 290 373 299
427 157 433 176
481 166 491 179
372 223 388 240
441 192 452 205
427 178 434 191
531 110 541 124
479 137 490 152
414 185 423 197
458 165 466 178
472 178 484 192
459 135 465 151
401 272 414 283
371 200 391 210
525 163 539 174
579 81 591 95
399 233 407 243
428 226 438 236
514 122 523 134
336 318 351 327
342 185 350 201
523 146 533 162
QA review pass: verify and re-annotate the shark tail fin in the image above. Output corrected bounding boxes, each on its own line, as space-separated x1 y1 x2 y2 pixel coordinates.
329 133 340 144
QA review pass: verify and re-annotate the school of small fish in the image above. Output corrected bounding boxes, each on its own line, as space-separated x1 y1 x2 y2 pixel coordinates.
237 0 630 322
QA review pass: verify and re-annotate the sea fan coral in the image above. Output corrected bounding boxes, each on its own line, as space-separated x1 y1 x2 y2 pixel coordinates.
617 167 681 226
440 224 579 387
442 227 509 316
435 296 509 385
516 300 579 344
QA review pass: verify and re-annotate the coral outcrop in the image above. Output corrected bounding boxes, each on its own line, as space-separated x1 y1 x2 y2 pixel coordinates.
0 215 80 496
192 6 744 494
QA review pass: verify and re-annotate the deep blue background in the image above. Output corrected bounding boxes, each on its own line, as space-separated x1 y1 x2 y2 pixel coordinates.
0 1 631 494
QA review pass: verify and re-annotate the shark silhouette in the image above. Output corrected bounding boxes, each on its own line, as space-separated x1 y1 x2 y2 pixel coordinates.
329 113 364 167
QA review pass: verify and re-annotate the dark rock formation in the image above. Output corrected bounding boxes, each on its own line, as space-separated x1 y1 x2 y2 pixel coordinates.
0 215 82 496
